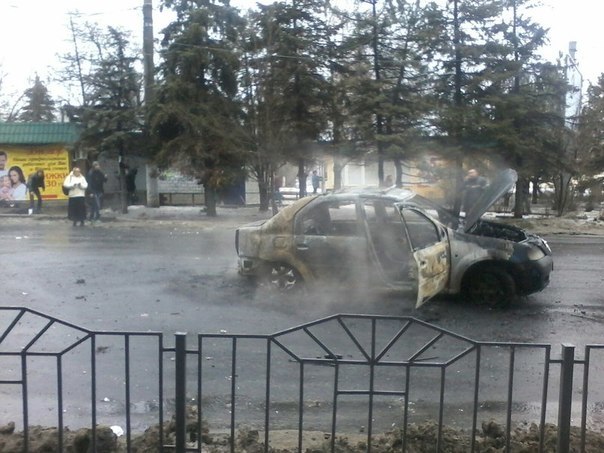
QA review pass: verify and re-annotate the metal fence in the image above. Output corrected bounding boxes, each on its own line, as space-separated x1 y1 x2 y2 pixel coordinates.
1 306 603 452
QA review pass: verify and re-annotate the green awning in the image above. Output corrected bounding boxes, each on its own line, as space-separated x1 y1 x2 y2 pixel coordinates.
0 122 81 145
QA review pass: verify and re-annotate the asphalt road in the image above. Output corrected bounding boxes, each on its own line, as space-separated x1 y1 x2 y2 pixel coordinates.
1 216 603 434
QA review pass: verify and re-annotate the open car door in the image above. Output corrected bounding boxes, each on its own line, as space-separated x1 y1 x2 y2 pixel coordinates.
398 206 450 308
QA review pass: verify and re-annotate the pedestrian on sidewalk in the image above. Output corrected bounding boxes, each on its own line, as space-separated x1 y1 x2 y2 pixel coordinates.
125 166 138 205
311 170 322 194
86 161 108 221
63 167 88 226
27 169 45 214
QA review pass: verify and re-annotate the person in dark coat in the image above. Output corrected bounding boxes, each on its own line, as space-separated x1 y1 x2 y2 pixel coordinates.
86 161 108 221
462 168 488 213
27 169 45 213
125 166 138 205
311 170 322 194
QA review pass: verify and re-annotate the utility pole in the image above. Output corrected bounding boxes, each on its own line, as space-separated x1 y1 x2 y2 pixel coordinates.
451 0 465 218
143 0 160 207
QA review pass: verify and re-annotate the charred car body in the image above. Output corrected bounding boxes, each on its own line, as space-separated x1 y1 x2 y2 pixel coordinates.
235 169 553 307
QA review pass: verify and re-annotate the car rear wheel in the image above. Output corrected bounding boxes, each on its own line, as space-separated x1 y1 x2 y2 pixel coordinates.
266 263 304 293
463 267 516 307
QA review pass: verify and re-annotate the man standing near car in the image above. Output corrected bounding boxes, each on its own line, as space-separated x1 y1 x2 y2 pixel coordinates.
86 161 108 221
462 168 487 213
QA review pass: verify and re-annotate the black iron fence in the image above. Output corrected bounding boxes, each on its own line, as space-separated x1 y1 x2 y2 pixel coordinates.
1 306 603 452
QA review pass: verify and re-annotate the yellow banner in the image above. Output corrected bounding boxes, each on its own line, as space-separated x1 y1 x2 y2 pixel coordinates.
0 146 71 201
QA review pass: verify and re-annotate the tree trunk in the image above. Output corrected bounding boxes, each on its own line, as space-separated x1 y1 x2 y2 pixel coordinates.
146 164 160 208
204 186 217 217
394 158 403 187
553 171 573 215
333 157 344 191
513 177 531 218
118 148 128 214
297 158 307 198
258 178 270 212
531 176 540 204
119 165 128 214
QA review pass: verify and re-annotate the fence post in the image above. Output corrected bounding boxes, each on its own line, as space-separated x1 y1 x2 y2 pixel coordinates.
175 332 187 453
557 344 575 453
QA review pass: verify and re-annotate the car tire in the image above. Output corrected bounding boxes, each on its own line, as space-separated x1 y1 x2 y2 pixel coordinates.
265 263 304 293
462 266 516 307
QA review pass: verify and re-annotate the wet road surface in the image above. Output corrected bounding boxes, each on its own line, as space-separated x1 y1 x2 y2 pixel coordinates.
1 218 603 433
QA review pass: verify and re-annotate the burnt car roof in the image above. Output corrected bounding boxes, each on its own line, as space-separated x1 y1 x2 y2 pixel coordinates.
321 186 416 201
261 172 516 233
301 170 517 231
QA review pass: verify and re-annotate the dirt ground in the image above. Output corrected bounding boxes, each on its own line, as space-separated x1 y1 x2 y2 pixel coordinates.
2 415 604 452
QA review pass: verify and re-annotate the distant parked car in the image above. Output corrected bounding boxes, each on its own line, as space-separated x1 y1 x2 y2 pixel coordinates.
236 169 553 307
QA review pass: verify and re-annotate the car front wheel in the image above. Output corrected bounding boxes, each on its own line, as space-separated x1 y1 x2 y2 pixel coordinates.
462 266 516 307
265 263 304 293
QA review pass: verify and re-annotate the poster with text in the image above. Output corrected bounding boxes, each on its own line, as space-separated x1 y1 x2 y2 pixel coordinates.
0 146 71 208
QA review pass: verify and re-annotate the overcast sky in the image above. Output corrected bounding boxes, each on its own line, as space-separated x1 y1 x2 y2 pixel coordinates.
0 0 602 105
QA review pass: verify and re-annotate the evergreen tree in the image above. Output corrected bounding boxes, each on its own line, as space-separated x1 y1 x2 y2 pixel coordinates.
376 0 444 186
240 0 349 207
471 0 555 216
239 6 292 213
338 0 443 187
575 75 604 206
247 0 332 198
321 7 368 192
429 0 554 216
18 75 56 122
77 28 142 153
150 0 247 216
338 0 391 185
429 0 506 212
65 26 143 214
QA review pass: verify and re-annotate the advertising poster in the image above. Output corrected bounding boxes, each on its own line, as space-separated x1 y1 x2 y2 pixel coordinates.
0 146 71 207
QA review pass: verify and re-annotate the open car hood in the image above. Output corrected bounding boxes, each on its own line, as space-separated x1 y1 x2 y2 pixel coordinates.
463 168 518 233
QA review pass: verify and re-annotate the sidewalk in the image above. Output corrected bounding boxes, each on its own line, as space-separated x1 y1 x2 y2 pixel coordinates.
0 203 274 226
112 204 274 224
1 201 603 235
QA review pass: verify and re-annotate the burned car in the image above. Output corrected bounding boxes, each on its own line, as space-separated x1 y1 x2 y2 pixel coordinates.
235 169 553 307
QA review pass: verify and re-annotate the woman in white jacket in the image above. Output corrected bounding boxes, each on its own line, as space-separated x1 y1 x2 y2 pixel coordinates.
63 167 88 226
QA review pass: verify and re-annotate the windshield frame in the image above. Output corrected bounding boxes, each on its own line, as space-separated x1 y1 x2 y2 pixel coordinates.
401 193 459 229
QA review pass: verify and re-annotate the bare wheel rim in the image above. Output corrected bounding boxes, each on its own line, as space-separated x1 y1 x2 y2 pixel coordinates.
268 264 300 291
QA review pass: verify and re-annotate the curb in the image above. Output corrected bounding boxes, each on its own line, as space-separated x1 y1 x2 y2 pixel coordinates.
0 206 274 227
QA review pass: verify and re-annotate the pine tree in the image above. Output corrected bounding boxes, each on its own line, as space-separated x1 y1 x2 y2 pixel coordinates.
247 0 333 198
150 0 247 216
18 75 56 122
64 26 144 214
429 0 554 216
376 0 444 186
575 75 604 206
336 0 443 187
